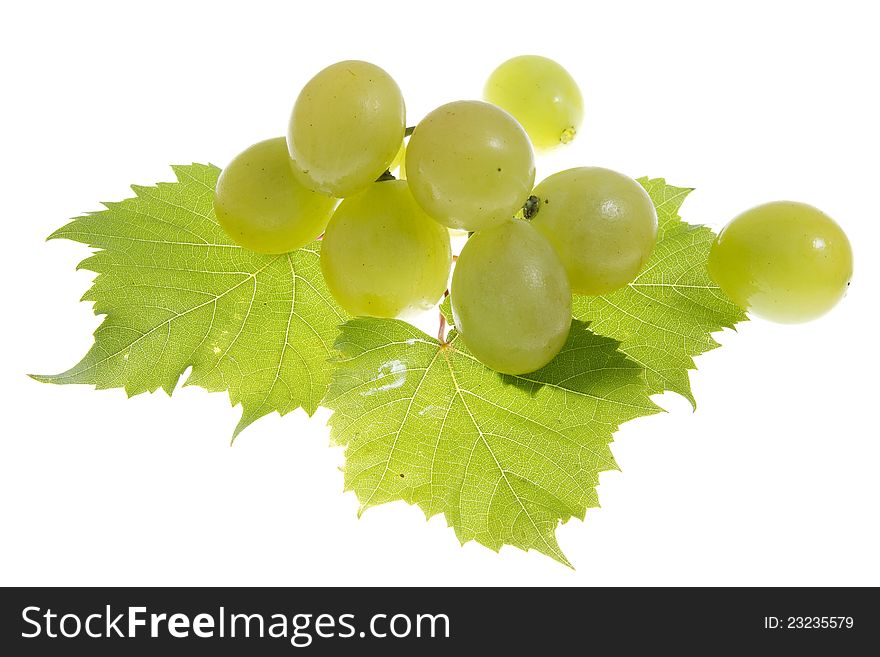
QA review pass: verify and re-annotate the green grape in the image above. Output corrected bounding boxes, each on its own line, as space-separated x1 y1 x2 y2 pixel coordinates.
287 60 405 197
530 167 658 295
406 100 535 231
321 180 451 318
451 220 571 375
484 55 584 150
213 137 337 254
708 202 853 323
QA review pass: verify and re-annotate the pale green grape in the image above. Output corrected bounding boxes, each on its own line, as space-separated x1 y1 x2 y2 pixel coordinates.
321 180 451 318
451 220 571 375
406 100 535 231
287 60 405 197
708 202 853 323
530 167 658 295
213 137 336 254
484 55 584 150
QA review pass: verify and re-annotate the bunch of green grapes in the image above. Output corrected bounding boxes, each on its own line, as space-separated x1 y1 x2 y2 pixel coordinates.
212 60 450 319
212 56 853 378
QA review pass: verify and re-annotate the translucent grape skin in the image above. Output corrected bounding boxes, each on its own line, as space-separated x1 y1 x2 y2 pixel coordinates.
451 220 572 375
287 60 405 198
321 180 451 319
484 55 584 150
213 137 337 254
406 100 535 231
529 167 658 295
708 202 853 323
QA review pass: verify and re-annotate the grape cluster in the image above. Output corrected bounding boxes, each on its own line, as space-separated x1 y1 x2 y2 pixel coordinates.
214 56 853 375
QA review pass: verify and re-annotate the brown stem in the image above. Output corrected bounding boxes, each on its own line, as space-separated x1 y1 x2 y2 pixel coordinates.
437 289 450 344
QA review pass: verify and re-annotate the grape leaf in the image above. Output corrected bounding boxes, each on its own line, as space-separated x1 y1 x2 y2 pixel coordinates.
324 318 659 566
37 167 743 564
32 164 346 437
573 178 747 404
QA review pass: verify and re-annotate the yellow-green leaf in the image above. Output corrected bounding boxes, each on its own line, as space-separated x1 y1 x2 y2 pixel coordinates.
33 164 347 437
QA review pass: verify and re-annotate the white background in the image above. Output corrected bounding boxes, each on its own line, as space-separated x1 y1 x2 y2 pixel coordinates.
1 0 878 586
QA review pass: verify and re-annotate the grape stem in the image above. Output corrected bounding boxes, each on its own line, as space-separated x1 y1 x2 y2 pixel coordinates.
405 125 415 137
438 290 450 344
